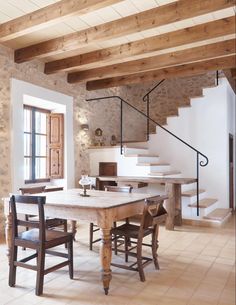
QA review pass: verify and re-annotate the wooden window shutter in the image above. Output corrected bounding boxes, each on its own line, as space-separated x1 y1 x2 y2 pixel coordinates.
47 113 64 179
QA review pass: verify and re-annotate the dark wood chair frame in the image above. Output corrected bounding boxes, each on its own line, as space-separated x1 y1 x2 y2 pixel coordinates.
19 186 68 246
89 185 133 251
111 195 168 282
9 195 73 296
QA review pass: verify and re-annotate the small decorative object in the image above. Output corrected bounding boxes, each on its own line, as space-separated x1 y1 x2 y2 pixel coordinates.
110 135 117 146
79 175 91 197
94 128 104 146
81 124 89 131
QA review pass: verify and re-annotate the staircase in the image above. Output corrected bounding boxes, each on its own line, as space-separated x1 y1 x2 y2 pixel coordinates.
88 77 233 226
89 142 231 225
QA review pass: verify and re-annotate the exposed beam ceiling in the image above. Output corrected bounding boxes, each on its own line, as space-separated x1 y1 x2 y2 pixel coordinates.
44 16 235 74
67 39 236 83
14 0 235 63
0 0 123 42
86 55 236 90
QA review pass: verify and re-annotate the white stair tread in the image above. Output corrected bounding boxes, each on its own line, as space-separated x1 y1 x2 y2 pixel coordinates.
188 198 217 208
182 189 205 197
124 154 159 158
204 208 232 221
137 162 170 166
148 170 181 176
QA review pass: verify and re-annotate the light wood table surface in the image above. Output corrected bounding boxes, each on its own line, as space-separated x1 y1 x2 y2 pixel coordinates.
4 188 160 295
96 176 197 230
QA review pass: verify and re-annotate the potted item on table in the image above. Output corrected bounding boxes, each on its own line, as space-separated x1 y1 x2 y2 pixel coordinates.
79 175 91 197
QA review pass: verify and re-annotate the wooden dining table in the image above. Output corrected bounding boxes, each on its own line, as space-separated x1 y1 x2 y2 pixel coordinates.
3 188 160 295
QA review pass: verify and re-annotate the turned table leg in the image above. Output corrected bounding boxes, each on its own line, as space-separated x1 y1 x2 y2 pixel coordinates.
165 183 182 230
5 212 13 263
100 228 112 295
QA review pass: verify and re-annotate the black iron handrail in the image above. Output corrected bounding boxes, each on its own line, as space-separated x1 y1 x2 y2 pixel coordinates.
142 79 165 140
86 95 209 216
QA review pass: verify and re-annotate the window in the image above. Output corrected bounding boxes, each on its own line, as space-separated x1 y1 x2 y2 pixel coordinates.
24 106 64 183
24 106 49 182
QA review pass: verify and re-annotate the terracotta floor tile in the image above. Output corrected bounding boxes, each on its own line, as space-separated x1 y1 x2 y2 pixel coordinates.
0 215 235 305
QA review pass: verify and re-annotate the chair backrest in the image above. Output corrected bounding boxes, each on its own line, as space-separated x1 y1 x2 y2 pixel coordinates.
10 195 46 242
104 185 133 193
19 186 46 195
140 196 168 230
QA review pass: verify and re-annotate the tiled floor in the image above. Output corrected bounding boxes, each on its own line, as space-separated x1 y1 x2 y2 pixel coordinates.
0 216 235 305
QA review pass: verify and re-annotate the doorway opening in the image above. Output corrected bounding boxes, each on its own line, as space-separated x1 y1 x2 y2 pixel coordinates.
229 134 234 210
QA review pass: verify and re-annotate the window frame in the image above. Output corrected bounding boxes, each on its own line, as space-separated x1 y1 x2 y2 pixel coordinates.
24 105 50 184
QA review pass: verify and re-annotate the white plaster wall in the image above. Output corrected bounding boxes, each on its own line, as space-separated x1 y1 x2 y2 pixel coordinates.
11 78 75 192
226 81 236 208
149 78 232 209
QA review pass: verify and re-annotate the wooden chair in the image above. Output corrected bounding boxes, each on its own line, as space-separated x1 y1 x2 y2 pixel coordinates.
19 186 67 233
9 195 73 296
111 195 168 282
89 185 133 251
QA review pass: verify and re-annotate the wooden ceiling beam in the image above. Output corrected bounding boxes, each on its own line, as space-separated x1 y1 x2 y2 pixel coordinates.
86 55 236 90
0 0 123 42
44 16 235 74
15 0 235 63
67 39 236 83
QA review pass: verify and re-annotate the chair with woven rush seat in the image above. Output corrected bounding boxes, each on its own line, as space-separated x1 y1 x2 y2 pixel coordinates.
89 185 133 251
111 195 168 282
19 186 67 234
9 195 73 296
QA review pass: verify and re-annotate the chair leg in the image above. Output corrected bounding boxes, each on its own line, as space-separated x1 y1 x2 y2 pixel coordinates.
71 221 76 241
68 239 73 279
64 220 68 249
152 228 160 270
137 239 145 282
113 222 118 255
89 223 93 251
9 245 18 287
36 249 45 296
125 236 129 263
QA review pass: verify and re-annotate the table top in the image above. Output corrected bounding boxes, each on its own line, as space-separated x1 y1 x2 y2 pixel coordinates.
33 188 159 209
96 176 197 184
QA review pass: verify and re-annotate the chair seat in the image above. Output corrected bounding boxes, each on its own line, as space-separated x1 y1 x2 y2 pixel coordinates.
111 223 152 239
19 228 73 244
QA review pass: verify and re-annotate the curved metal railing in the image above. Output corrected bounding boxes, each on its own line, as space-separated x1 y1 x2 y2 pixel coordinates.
86 94 209 216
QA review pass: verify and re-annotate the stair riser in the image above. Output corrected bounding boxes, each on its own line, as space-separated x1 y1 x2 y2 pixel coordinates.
182 193 207 204
125 142 148 148
182 200 218 219
137 156 160 163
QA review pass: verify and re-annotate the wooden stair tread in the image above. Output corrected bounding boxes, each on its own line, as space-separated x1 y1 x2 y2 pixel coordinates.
188 198 217 208
148 170 181 176
204 208 232 221
136 162 169 166
182 189 205 197
124 154 159 158
124 146 148 150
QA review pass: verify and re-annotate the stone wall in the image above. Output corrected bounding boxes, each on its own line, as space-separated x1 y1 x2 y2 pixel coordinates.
0 43 216 237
